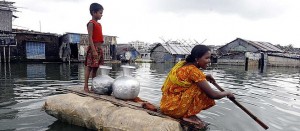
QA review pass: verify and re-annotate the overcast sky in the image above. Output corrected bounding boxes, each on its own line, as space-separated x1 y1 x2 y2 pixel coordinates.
11 0 300 47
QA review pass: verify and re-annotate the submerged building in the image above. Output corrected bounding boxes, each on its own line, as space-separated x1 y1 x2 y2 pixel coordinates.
150 41 195 63
11 29 61 62
1 1 61 62
115 44 139 62
217 38 299 67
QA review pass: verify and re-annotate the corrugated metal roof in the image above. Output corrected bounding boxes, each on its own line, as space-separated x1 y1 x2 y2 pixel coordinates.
12 29 59 36
159 42 195 55
0 1 17 11
242 38 283 52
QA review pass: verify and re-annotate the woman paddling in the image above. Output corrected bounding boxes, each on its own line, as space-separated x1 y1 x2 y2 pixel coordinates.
160 45 235 126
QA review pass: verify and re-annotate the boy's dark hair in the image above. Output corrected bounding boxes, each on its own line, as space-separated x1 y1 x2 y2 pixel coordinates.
90 3 104 15
186 45 210 62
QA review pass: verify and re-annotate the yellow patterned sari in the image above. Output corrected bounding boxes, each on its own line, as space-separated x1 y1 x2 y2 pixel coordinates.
160 61 215 118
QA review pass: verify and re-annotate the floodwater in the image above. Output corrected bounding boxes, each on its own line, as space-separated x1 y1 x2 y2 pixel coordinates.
0 62 299 131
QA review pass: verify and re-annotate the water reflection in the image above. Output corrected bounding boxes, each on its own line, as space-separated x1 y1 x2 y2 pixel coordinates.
149 62 175 74
0 62 299 131
47 120 93 131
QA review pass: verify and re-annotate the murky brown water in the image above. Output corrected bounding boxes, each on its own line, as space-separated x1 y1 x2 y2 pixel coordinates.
0 63 299 131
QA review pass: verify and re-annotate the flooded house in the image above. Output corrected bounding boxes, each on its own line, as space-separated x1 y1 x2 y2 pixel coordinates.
207 45 221 63
0 1 17 63
115 44 139 62
135 51 152 63
268 45 300 67
1 1 61 63
10 29 61 62
267 52 300 67
216 38 300 67
128 41 152 63
150 41 195 63
59 33 117 62
128 40 150 52
60 33 82 62
103 35 117 60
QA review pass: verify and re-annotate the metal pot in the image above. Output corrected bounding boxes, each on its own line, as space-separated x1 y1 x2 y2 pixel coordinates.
112 65 140 100
92 66 114 95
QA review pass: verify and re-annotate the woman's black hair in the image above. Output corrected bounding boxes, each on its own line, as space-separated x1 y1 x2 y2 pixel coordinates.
186 45 210 63
90 3 104 15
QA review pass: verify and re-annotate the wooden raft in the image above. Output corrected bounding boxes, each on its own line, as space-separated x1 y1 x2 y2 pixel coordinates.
56 86 208 131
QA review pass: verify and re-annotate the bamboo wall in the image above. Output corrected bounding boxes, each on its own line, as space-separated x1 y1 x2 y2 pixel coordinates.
268 56 300 67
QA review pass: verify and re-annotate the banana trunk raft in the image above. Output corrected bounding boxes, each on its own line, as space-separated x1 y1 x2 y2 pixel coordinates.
43 86 208 131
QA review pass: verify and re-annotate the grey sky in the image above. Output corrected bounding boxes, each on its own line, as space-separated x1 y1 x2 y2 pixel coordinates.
149 0 286 19
11 0 300 47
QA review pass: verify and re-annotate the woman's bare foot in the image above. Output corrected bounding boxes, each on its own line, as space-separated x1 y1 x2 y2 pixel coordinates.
183 115 204 128
183 117 199 125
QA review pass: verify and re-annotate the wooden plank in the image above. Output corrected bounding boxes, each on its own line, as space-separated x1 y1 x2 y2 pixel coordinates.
56 86 208 130
58 87 142 108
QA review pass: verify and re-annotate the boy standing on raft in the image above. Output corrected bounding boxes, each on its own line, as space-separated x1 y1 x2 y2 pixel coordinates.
84 3 104 93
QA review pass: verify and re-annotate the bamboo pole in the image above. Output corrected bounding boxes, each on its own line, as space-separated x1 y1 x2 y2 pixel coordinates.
212 82 269 130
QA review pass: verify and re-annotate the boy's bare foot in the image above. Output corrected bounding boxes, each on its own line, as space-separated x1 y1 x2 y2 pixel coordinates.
90 87 95 92
84 87 90 93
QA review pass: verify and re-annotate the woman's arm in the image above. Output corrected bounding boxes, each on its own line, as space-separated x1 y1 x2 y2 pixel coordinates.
197 81 234 99
205 74 215 83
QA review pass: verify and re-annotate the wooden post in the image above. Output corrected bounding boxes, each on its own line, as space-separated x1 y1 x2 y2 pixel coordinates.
8 45 10 63
69 54 71 65
258 58 261 69
260 53 264 73
0 47 2 63
8 62 11 78
3 46 6 63
68 43 71 64
77 44 79 62
4 60 6 79
245 57 249 71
